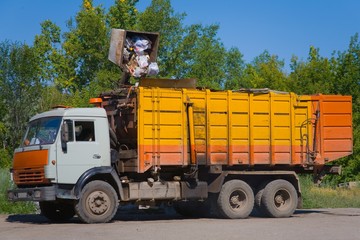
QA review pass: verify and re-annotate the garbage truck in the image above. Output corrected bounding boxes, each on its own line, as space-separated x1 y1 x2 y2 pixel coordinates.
7 30 353 223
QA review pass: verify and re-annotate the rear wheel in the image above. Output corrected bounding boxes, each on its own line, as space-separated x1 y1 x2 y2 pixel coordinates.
260 179 298 218
216 180 254 219
40 201 75 222
75 180 119 223
253 181 269 217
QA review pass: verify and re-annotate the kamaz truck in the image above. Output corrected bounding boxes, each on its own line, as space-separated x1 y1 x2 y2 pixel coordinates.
7 30 353 223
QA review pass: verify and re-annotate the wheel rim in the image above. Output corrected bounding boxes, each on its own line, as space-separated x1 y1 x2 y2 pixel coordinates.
229 190 247 211
273 189 291 210
86 191 111 216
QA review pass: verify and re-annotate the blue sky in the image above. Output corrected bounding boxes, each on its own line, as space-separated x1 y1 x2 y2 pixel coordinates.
1 0 359 71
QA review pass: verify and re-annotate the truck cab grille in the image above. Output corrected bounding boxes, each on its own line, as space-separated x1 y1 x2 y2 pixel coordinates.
13 167 47 185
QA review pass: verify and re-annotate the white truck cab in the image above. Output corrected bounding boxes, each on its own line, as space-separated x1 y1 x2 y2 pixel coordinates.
12 107 111 185
8 107 123 223
8 107 122 223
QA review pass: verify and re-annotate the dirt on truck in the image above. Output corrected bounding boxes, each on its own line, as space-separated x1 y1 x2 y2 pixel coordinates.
7 29 353 223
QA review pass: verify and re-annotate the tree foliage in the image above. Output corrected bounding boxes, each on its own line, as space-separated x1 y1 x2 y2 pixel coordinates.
107 0 138 29
289 46 335 94
243 50 288 90
0 41 42 154
223 47 245 90
63 0 108 90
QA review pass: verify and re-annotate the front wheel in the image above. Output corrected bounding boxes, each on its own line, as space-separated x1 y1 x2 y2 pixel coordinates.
75 180 119 223
260 179 298 218
216 180 254 219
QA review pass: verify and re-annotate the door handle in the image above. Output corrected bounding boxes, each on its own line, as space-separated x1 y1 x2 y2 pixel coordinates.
93 154 101 159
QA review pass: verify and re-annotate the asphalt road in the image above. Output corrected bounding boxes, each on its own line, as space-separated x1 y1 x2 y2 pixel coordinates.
1 208 360 240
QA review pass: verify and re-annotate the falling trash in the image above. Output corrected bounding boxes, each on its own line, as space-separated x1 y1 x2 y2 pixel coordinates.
123 35 159 78
108 29 160 81
147 62 159 76
137 55 150 68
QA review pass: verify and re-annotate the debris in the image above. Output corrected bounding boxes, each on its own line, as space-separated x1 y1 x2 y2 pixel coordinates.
137 55 150 68
147 62 159 76
123 35 159 78
108 29 160 82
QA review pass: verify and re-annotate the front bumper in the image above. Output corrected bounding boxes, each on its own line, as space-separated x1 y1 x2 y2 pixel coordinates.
8 186 56 202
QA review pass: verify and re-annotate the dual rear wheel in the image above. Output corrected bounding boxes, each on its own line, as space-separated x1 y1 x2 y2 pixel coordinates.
215 179 298 219
255 179 298 218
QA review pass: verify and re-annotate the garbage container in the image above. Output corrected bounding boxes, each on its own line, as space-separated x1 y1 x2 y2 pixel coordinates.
108 29 160 80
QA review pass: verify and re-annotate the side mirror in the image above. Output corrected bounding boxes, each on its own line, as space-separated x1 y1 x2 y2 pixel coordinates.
61 120 72 152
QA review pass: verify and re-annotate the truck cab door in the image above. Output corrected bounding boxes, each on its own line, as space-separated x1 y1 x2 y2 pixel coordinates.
56 118 110 184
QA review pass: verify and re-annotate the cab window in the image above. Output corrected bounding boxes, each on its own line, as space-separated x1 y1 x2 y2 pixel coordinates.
75 121 95 142
23 117 62 146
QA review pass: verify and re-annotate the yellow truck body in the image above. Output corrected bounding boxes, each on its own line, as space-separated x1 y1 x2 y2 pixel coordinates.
111 85 353 173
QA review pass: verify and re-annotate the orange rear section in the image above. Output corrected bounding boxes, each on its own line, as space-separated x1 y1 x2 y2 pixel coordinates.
13 150 49 185
311 95 353 164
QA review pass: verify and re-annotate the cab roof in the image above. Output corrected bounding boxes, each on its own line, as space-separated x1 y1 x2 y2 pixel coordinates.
29 108 107 122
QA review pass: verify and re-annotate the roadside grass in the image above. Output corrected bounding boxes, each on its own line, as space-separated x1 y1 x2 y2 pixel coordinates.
300 175 360 209
0 168 36 214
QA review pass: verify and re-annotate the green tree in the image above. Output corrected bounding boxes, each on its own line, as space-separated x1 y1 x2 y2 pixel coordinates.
0 41 42 151
289 46 335 94
137 0 228 88
163 23 200 79
223 47 246 90
184 24 226 89
0 89 7 150
33 20 62 84
33 19 78 95
242 50 288 90
137 0 186 78
0 148 11 168
334 34 360 102
157 23 227 88
107 0 138 29
62 0 109 91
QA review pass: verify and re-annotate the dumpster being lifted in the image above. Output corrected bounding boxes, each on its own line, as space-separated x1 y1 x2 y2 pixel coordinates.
109 29 160 82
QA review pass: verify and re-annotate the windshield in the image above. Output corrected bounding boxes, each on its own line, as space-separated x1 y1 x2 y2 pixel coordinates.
22 117 62 147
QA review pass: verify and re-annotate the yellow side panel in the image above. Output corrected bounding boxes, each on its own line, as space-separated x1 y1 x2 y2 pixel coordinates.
138 87 187 172
137 87 316 172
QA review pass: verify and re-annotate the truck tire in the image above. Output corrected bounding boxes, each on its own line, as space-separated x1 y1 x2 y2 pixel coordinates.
75 180 119 223
253 181 269 217
40 201 75 222
260 179 298 218
216 180 254 219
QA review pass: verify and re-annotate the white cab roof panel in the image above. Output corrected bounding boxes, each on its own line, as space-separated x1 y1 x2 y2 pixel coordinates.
30 108 107 121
